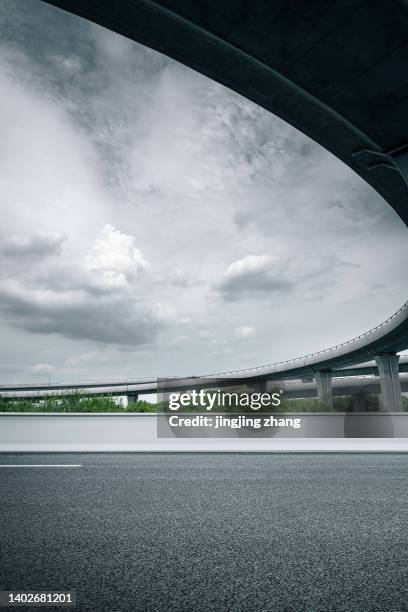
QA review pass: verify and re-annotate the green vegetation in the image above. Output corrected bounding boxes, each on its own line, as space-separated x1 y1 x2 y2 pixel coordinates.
0 392 389 413
334 394 380 411
0 395 157 413
277 398 331 412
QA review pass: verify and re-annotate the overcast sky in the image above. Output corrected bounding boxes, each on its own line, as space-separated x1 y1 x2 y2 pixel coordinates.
0 0 407 383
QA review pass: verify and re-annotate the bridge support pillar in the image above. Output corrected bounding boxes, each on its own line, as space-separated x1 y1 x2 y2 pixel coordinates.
352 392 368 412
252 381 267 394
315 369 333 409
127 394 138 406
374 353 402 412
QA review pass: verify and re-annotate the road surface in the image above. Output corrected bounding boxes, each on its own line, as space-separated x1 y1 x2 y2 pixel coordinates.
1 453 408 611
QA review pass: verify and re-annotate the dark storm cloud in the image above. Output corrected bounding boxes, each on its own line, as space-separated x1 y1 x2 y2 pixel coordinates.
217 254 294 301
0 223 179 347
0 0 171 199
0 232 66 258
0 284 159 346
219 272 294 301
217 254 360 302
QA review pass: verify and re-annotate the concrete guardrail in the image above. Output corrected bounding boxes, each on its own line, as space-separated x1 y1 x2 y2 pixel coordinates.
2 413 408 452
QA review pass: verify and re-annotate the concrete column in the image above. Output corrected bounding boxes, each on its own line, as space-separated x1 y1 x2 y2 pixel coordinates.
252 381 267 394
374 353 402 412
315 369 333 409
352 392 368 412
127 394 138 405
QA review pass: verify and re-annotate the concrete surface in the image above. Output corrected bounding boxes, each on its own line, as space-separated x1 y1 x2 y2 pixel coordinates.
4 413 408 452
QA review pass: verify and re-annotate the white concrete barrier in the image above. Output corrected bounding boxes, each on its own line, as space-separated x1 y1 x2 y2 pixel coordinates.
2 413 408 451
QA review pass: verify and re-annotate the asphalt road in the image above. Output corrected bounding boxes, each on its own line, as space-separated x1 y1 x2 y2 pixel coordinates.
1 453 408 611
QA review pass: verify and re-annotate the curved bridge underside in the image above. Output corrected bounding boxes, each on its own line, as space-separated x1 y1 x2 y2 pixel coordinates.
39 1 408 402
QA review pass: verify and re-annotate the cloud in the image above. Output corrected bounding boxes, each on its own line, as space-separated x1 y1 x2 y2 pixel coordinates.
29 363 57 374
0 232 66 258
150 302 178 322
0 279 161 345
236 326 257 339
226 254 279 276
218 254 294 301
167 268 200 288
0 225 182 347
83 224 149 292
209 338 234 356
64 351 100 368
217 253 360 303
169 335 189 348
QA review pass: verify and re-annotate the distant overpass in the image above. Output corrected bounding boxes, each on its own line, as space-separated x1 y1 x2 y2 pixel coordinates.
5 311 408 409
284 374 408 409
2 359 408 408
37 0 408 410
1 356 407 394
2 374 408 416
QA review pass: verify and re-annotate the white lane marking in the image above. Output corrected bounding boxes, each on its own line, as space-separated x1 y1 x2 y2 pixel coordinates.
0 464 83 468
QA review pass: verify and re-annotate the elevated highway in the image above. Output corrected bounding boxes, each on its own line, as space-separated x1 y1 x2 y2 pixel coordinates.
2 356 408 394
37 0 408 410
2 362 408 408
2 375 408 411
284 374 408 406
